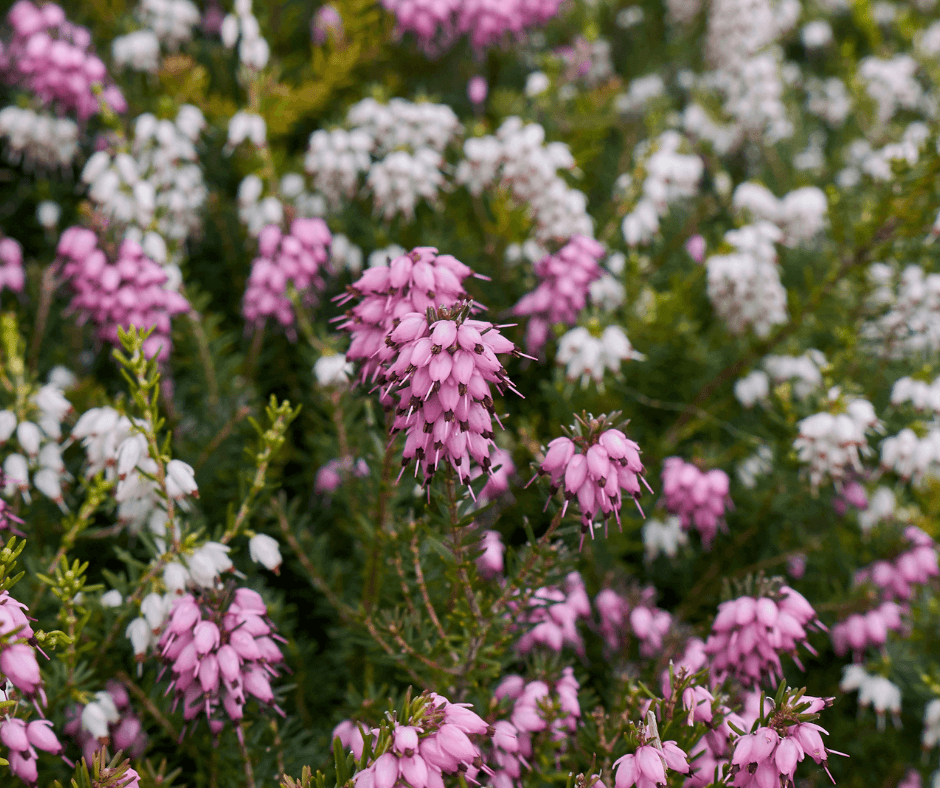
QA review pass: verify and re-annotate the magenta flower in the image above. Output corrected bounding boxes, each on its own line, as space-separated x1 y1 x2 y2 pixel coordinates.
533 413 650 546
0 716 62 786
243 218 332 334
513 572 590 655
660 458 732 549
336 247 483 386
157 586 285 735
56 227 190 361
0 2 125 119
705 584 824 686
596 587 672 657
0 236 25 294
512 235 604 354
830 600 903 661
613 737 691 788
384 303 523 490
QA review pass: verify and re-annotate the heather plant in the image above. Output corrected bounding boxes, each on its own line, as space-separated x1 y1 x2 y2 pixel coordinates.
2 0 940 787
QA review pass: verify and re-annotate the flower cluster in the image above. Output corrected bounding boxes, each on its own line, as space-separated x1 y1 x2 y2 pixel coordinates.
0 105 79 169
305 98 460 220
840 665 902 730
315 456 369 495
0 237 23 296
56 228 190 361
854 527 939 602
0 375 73 509
336 248 478 385
830 602 903 661
515 572 591 655
384 304 523 489
732 182 828 247
534 414 650 545
706 222 788 338
220 0 269 70
157 587 285 735
243 218 333 332
612 721 691 788
65 680 147 765
660 458 731 550
512 235 605 354
340 692 490 788
0 590 44 701
620 131 703 247
381 0 563 53
891 375 940 414
705 584 824 686
0 1 125 119
489 669 580 788
476 530 505 578
455 118 592 244
793 395 881 489
1 716 63 786
862 263 940 359
595 587 672 657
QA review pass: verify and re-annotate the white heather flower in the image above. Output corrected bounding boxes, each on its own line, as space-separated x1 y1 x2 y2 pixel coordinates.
738 445 773 488
33 468 65 509
924 699 940 748
0 411 17 443
139 0 201 50
734 370 770 407
187 542 232 588
881 428 940 483
643 515 689 560
100 590 123 608
366 148 445 221
304 128 373 209
4 454 30 500
842 667 902 730
556 325 644 386
112 30 162 72
314 354 353 387
801 20 833 49
763 352 825 398
795 395 881 489
124 618 156 660
166 460 198 499
163 562 190 594
858 55 924 126
589 275 626 311
525 71 550 96
858 486 896 531
82 697 117 740
330 234 363 274
706 223 787 338
0 107 80 169
140 592 168 631
227 112 267 151
36 201 61 230
249 534 282 572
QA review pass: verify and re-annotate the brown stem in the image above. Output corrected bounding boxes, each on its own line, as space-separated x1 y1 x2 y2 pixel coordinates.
362 431 396 611
115 670 187 748
410 526 447 641
188 312 219 408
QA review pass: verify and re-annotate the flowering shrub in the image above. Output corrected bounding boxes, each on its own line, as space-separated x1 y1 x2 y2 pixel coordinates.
3 0 940 787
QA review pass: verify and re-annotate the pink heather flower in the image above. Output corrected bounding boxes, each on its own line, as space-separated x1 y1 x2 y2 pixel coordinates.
56 227 190 361
0 236 25 294
384 304 523 490
854 527 939 602
119 768 141 788
315 456 369 495
705 585 824 687
468 447 515 501
0 2 125 119
613 739 690 788
512 235 604 354
1 716 63 786
157 586 285 734
333 720 373 759
477 530 505 579
685 234 706 263
336 247 482 386
64 680 147 764
729 702 843 788
351 692 489 788
831 601 903 660
380 0 563 53
311 5 343 44
489 669 580 787
595 587 672 657
0 590 43 700
515 572 590 655
660 458 732 550
243 218 332 334
534 415 651 546
468 76 488 105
